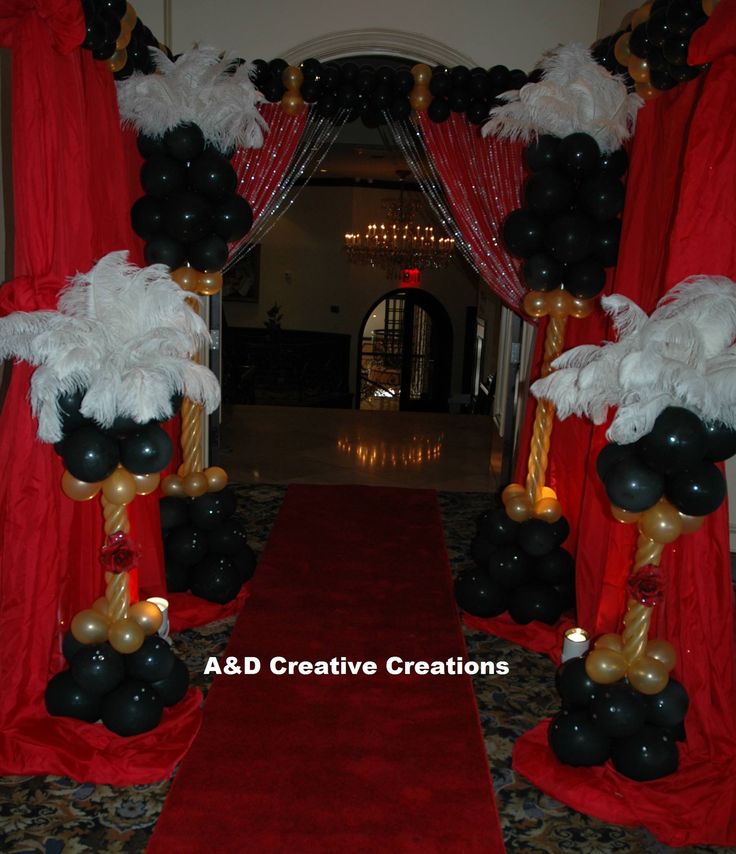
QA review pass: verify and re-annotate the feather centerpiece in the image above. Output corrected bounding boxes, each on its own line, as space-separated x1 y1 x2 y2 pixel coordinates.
0 251 220 443
482 43 643 154
531 276 736 444
116 45 268 152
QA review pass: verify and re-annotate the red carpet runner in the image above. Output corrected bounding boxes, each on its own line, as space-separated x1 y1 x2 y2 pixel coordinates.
148 485 505 853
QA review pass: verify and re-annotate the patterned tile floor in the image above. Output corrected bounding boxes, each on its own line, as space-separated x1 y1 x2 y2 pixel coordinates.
0 485 726 854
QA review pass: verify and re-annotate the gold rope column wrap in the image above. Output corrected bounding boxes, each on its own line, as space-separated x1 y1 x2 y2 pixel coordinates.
101 495 131 621
102 494 130 535
525 315 568 503
179 296 205 477
621 535 664 663
633 533 664 571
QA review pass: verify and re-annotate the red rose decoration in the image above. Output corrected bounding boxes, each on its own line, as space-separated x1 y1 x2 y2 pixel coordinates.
100 532 141 573
627 568 664 607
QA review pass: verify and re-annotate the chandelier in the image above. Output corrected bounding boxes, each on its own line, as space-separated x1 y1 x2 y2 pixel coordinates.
344 172 454 280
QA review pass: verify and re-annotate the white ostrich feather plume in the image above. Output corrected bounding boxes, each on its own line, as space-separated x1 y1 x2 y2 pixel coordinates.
531 276 736 444
482 43 643 154
0 251 220 443
116 45 268 151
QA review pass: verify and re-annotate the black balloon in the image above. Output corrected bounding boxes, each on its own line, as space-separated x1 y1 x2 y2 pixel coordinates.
662 35 690 66
508 584 563 625
703 421 736 462
394 69 414 95
565 257 606 299
45 671 102 723
448 88 470 113
108 413 150 435
596 441 635 482
522 252 563 291
454 571 508 617
666 0 705 36
370 84 392 111
140 155 186 198
638 406 707 473
578 174 625 221
71 643 125 694
557 132 601 176
590 682 647 737
517 518 558 557
62 424 119 482
502 209 545 259
160 496 189 530
389 97 411 121
187 234 229 272
604 457 664 512
598 148 628 177
523 135 559 172
650 67 678 91
144 235 186 269
549 515 570 546
102 680 164 736
508 69 528 89
164 122 205 162
554 580 577 610
190 555 243 604
165 559 190 593
429 69 452 96
212 196 253 243
478 506 520 545
524 169 574 216
187 152 237 200
665 462 726 516
548 709 610 766
647 11 671 47
629 23 651 58
428 98 451 123
189 488 237 530
469 70 491 98
471 534 495 566
546 212 593 264
533 547 575 585
668 63 702 83
62 631 87 663
207 517 249 557
131 195 164 240
451 65 470 88
556 657 598 707
232 545 257 583
467 99 490 125
646 678 689 727
163 191 213 244
611 725 679 781
125 635 176 682
487 544 531 589
488 64 511 94
58 388 87 434
120 423 173 474
151 656 190 707
591 218 621 267
165 525 208 568
316 91 339 118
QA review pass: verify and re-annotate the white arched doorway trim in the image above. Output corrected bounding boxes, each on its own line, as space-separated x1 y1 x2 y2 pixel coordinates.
282 29 477 67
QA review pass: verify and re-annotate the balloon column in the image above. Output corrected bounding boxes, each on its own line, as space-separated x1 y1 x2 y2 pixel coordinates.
80 0 142 74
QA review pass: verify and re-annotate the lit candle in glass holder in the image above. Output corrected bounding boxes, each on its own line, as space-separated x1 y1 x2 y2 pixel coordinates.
147 596 170 643
561 627 590 663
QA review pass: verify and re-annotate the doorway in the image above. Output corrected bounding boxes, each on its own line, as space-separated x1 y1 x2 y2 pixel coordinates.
358 288 452 412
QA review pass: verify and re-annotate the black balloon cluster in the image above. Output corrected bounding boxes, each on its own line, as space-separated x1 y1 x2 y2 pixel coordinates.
81 0 131 62
424 64 531 126
160 488 256 604
592 0 708 94
549 655 688 780
599 407 735 518
55 388 175 483
46 631 190 736
113 18 167 80
504 133 627 306
455 506 574 625
132 123 254 273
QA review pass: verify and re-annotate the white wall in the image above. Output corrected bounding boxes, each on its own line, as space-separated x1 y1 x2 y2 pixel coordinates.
597 0 635 38
135 0 600 69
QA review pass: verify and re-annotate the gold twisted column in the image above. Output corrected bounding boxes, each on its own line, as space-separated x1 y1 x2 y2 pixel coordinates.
179 397 204 476
102 494 130 535
633 533 664 571
621 598 652 663
525 315 568 503
105 570 130 622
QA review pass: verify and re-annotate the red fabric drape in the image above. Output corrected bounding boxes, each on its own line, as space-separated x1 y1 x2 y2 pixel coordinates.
0 1 202 784
513 4 736 845
418 112 526 311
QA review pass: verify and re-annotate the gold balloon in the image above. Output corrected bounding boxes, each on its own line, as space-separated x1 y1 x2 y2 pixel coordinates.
409 86 431 112
183 471 208 497
540 486 557 500
161 474 185 497
171 266 199 292
122 2 137 30
628 55 650 84
505 494 533 522
627 654 669 694
638 500 683 544
116 21 132 51
197 271 223 296
501 482 525 503
534 497 563 523
594 633 624 653
61 470 102 502
703 0 720 15
281 92 305 116
411 63 432 85
522 290 548 318
584 647 628 684
133 472 160 496
614 32 632 66
71 609 110 644
282 65 304 90
631 1 653 28
635 81 661 101
92 596 111 616
679 512 705 533
205 465 229 492
646 638 677 672
547 288 573 319
610 504 641 524
102 467 137 505
108 49 127 73
569 297 594 319
128 601 163 636
108 617 145 653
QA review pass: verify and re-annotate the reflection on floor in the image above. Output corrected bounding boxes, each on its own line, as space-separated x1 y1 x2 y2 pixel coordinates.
218 405 502 492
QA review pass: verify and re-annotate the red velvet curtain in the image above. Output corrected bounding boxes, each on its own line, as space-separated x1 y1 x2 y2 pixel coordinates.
0 1 201 784
513 4 736 845
417 112 526 311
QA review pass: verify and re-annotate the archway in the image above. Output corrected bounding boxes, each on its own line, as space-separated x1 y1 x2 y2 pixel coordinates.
357 287 452 412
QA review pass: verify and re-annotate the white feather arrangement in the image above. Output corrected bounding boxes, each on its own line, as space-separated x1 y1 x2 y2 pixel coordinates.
0 251 221 443
116 45 268 152
531 276 736 444
482 43 643 154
